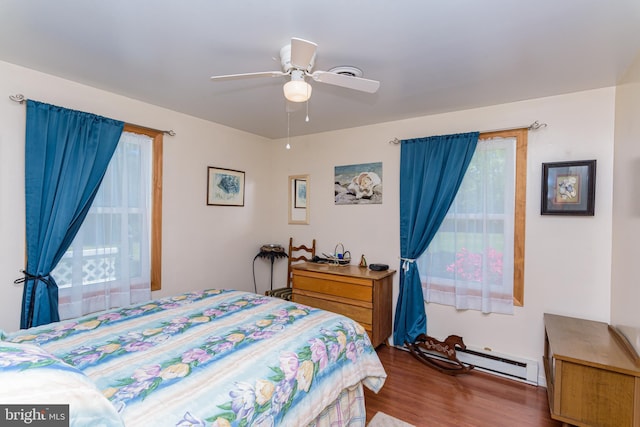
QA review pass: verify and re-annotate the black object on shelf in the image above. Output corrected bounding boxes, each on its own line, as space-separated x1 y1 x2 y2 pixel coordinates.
253 245 288 293
369 263 389 271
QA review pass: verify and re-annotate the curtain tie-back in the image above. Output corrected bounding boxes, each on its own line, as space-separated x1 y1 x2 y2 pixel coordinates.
399 257 415 272
14 270 55 329
14 270 54 286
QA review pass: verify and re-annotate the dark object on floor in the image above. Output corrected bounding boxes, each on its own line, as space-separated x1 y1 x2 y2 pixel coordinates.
265 237 315 301
369 263 389 271
406 334 475 375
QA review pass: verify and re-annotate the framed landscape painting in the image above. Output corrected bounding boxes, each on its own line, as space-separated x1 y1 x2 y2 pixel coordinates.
207 166 245 206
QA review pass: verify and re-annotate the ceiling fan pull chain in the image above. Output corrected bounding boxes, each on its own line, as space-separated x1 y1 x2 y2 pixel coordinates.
305 86 310 122
286 112 291 150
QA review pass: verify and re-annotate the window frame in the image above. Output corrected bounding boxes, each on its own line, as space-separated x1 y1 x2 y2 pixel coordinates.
123 124 163 291
476 128 527 306
420 128 526 307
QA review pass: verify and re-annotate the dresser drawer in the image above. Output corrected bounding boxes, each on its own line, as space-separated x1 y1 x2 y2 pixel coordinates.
293 293 373 326
293 275 372 302
291 263 395 348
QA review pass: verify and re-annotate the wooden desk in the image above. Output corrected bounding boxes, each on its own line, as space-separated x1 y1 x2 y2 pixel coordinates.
543 313 640 427
291 263 395 347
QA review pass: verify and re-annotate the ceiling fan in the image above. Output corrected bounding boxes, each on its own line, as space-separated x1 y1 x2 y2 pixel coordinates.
210 37 380 103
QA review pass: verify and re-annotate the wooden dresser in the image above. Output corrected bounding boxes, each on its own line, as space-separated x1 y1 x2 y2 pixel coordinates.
291 262 395 348
543 313 640 427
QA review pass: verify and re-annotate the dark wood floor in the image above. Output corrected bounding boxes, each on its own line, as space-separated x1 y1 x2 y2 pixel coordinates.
364 346 563 427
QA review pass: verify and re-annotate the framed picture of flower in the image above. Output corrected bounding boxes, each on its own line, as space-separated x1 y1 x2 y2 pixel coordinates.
541 160 596 215
207 166 245 206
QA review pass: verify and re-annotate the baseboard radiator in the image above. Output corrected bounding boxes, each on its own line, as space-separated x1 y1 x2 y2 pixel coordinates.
421 345 539 385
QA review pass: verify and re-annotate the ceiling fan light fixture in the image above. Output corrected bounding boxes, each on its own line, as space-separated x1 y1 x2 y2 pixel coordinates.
283 79 312 102
284 69 311 102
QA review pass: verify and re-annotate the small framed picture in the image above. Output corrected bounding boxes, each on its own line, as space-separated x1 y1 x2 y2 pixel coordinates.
541 160 596 216
294 179 307 208
207 166 245 206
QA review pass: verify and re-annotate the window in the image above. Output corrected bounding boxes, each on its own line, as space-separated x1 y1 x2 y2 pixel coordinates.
54 124 163 319
418 129 526 312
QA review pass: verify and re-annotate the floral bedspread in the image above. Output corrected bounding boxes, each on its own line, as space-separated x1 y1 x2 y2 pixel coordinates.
5 289 386 427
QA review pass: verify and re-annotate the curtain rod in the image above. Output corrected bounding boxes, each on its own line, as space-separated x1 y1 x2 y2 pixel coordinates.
9 94 176 136
388 120 547 145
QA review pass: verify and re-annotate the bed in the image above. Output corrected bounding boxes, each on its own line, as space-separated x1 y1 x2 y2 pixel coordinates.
0 289 386 426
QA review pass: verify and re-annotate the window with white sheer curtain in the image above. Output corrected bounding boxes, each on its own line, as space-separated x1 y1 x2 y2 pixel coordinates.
54 131 152 319
418 134 523 314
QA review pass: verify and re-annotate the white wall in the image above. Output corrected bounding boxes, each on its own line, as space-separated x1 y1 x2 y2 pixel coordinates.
0 60 274 332
611 52 640 329
270 88 616 384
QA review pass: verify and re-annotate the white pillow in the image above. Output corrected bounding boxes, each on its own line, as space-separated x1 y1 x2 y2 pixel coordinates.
0 341 124 427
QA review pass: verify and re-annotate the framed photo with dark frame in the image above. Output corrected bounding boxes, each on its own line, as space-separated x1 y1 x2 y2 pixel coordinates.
541 160 596 216
207 166 245 206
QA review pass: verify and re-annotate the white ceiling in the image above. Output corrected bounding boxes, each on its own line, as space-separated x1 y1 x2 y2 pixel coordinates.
1 1 639 139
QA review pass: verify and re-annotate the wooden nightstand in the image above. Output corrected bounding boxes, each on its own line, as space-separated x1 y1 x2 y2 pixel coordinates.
543 313 640 427
291 262 395 347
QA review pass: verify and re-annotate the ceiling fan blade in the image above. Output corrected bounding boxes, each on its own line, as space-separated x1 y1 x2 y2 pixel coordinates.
311 71 380 93
210 71 285 81
290 38 317 71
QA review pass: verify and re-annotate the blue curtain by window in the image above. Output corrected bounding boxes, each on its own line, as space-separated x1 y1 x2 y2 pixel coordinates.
18 100 124 329
393 132 479 345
